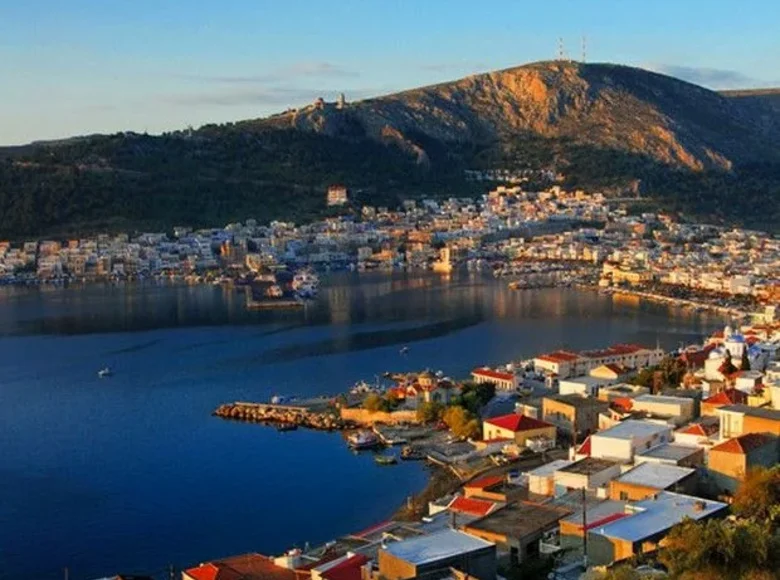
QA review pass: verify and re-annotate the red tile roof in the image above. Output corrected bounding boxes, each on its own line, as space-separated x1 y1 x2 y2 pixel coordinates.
704 389 748 406
449 495 497 517
471 368 515 382
711 433 775 454
466 475 505 490
576 436 592 456
321 554 369 580
185 563 232 580
677 422 718 437
537 350 581 363
611 397 634 412
484 413 553 432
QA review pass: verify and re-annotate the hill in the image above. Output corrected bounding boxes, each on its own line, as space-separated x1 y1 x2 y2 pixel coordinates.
1 61 780 237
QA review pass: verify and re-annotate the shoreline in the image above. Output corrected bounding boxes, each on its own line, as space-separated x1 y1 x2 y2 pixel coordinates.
602 287 752 318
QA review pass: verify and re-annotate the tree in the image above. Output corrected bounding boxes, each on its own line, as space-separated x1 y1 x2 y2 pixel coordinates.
442 405 481 440
416 401 444 423
740 348 751 371
659 517 780 579
363 393 389 413
732 466 780 526
457 381 496 414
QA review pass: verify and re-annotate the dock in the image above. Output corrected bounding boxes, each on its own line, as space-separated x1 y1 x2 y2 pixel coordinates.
213 401 354 431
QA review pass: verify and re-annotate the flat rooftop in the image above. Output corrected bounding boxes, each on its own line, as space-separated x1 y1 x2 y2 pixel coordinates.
561 499 628 527
637 443 701 462
527 459 574 477
465 502 570 538
615 462 695 489
718 405 780 421
591 492 727 543
634 394 691 405
382 529 494 565
546 394 605 408
593 420 670 440
558 457 619 476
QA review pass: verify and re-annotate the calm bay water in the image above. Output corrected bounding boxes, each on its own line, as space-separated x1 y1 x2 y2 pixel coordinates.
0 272 724 579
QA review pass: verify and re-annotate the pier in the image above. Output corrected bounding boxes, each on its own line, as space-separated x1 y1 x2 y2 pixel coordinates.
213 401 355 431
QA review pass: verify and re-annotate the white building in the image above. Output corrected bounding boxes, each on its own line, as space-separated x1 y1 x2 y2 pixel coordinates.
589 420 673 463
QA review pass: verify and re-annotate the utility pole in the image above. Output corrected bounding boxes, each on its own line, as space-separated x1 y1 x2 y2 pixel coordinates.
582 487 588 568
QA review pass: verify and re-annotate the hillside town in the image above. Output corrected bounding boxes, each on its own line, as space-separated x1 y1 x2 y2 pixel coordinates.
2 182 778 321
94 320 780 580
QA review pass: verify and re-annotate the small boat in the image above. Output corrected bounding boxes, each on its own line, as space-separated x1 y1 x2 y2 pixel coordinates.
348 430 381 450
374 455 397 465
97 367 112 378
276 423 298 432
401 446 424 460
399 346 409 355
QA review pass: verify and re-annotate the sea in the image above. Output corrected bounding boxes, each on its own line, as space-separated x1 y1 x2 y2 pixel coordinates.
0 272 725 580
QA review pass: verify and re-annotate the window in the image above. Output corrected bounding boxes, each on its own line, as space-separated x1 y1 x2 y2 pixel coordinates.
620 491 629 501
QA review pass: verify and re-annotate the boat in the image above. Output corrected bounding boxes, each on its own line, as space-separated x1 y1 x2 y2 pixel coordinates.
348 430 381 450
97 367 112 378
399 346 409 355
276 423 298 432
401 446 424 460
374 455 397 465
292 269 320 299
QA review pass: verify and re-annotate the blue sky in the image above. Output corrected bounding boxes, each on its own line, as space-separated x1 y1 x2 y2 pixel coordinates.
1 0 778 145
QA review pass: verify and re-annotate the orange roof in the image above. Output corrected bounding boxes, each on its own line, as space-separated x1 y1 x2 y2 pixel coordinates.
711 433 775 454
184 563 241 580
466 475 505 490
537 350 581 363
449 495 497 517
471 368 515 382
677 422 718 437
704 389 747 406
321 554 369 580
484 413 553 432
611 397 634 412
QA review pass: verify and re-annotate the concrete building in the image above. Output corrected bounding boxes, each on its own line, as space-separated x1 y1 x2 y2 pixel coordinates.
597 383 650 403
701 389 748 416
634 443 704 467
377 529 496 580
183 553 296 580
587 492 727 566
589 420 673 463
553 457 622 492
460 502 571 565
471 368 518 391
608 462 697 501
326 185 349 206
706 433 780 493
542 395 609 442
526 459 573 497
630 394 695 425
716 404 780 439
481 414 556 447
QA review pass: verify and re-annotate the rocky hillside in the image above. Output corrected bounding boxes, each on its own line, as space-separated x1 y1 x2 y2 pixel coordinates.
265 61 780 171
1 61 780 237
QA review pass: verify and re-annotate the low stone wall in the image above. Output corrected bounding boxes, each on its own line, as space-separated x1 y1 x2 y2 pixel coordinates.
214 402 352 430
340 408 420 425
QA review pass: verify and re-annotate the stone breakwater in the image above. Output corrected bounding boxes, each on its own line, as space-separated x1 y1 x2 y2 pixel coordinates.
213 401 355 431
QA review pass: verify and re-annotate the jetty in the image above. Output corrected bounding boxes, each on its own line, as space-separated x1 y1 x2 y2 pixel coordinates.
213 401 354 431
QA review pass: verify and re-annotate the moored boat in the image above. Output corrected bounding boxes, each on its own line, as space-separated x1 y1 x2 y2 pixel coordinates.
400 446 424 460
97 367 112 378
348 430 381 450
374 454 397 465
276 423 298 432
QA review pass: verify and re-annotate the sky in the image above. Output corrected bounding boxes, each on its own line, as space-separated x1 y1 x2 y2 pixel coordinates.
1 0 779 145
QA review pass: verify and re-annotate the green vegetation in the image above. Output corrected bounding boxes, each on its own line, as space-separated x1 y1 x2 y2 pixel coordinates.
362 393 391 413
441 405 480 440
453 381 496 415
630 357 687 392
416 401 445 423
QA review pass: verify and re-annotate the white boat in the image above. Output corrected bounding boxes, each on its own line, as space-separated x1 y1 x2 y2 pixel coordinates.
400 346 409 355
348 430 381 450
292 269 320 299
97 367 112 378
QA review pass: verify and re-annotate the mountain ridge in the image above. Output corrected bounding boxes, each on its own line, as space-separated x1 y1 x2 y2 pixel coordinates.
1 60 780 237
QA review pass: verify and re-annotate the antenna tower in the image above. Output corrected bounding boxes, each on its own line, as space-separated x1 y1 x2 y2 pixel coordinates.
581 35 587 63
557 37 565 61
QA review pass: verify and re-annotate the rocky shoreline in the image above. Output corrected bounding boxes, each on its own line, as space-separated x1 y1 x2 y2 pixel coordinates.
213 402 355 431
